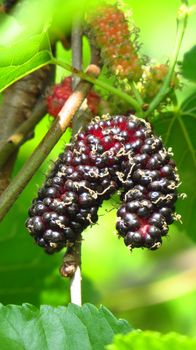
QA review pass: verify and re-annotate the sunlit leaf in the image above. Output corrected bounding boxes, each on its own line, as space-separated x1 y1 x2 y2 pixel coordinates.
0 0 96 46
108 330 196 350
0 13 23 46
0 303 131 350
0 33 52 92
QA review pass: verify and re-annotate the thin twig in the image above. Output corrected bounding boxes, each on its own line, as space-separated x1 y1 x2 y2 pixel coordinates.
70 17 83 306
0 63 100 222
0 100 47 169
71 17 83 88
71 15 84 135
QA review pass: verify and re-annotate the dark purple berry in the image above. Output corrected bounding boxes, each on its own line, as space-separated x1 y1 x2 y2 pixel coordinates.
116 221 128 236
43 230 64 242
124 231 143 247
26 114 179 254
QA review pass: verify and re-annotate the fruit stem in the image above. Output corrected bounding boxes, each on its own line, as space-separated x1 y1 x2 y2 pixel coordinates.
0 63 101 222
144 3 189 118
70 265 82 306
52 58 143 115
60 237 82 306
70 237 82 306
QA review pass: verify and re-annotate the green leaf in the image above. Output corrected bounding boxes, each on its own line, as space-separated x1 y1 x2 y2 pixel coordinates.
107 330 196 350
181 46 196 83
0 303 131 350
0 13 23 46
181 91 196 115
153 99 196 241
0 33 52 92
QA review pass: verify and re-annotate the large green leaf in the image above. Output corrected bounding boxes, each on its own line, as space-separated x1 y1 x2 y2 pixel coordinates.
0 0 97 93
0 33 52 92
153 96 196 241
0 303 131 350
181 46 196 83
108 330 196 350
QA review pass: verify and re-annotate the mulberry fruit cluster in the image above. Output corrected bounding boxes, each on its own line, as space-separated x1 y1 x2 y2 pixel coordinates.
46 76 101 117
86 4 142 81
26 115 179 254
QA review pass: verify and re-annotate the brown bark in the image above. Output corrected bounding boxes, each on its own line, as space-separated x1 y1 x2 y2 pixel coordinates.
0 65 54 194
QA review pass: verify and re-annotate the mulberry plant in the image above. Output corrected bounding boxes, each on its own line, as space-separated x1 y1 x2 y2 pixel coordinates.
0 1 193 335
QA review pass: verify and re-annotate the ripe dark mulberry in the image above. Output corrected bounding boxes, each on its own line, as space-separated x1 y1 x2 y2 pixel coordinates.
26 115 180 254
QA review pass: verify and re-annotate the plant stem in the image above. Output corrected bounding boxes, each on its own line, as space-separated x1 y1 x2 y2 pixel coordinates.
145 3 189 118
52 58 142 114
60 236 82 305
0 63 100 222
71 15 84 136
60 237 82 305
0 100 47 169
70 16 83 306
70 266 82 305
130 81 144 107
71 17 83 89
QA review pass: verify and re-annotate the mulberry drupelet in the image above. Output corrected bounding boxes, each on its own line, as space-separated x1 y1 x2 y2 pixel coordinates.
26 115 180 254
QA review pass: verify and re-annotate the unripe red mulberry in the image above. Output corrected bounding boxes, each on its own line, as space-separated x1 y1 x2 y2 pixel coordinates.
46 76 101 117
46 77 72 117
26 115 180 254
86 4 142 81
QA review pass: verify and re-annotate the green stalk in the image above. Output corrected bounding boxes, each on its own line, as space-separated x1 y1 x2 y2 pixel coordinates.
52 58 143 115
130 81 144 106
145 4 189 118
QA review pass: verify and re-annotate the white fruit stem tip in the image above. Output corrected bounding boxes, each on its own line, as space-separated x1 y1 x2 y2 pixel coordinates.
70 265 82 306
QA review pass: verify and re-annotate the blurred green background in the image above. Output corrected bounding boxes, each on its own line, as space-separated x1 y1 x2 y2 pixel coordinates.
0 0 196 338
